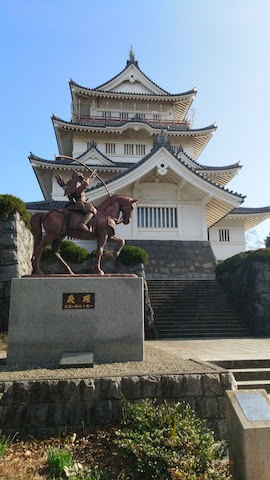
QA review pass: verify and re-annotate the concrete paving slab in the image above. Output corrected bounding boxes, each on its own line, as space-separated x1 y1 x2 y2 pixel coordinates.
147 338 270 361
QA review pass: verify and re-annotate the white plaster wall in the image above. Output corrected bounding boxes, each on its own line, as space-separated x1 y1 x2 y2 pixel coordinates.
209 223 246 261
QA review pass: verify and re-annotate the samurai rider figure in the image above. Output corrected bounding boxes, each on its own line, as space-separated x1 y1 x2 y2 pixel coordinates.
56 170 97 233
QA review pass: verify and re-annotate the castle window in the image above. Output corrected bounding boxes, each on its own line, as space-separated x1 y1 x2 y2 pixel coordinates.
153 114 161 123
106 143 115 154
219 229 230 242
137 206 178 229
120 112 129 121
136 144 145 155
138 113 145 120
124 144 134 155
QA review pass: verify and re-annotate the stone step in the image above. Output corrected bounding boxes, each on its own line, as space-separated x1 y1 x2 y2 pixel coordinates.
237 380 270 393
231 368 270 381
157 333 249 339
212 360 270 370
147 278 249 339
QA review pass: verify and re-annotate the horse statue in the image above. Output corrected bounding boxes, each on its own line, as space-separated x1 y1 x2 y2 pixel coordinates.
30 194 138 275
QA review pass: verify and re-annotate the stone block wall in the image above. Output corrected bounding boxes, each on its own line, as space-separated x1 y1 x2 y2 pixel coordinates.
217 261 270 336
125 240 217 279
0 371 236 439
0 213 33 331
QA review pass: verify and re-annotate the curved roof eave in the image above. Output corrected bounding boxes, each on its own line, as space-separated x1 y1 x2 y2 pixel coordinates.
229 206 270 215
52 114 216 135
87 144 245 204
29 152 130 172
70 61 197 98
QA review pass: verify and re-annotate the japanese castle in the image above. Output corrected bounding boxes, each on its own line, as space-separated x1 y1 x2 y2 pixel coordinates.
27 49 270 263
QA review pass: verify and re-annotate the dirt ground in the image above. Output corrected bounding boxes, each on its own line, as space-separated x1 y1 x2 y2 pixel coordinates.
0 427 142 480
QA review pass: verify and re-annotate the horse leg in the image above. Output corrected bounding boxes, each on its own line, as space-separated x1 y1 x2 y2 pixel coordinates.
94 231 108 275
108 235 125 258
51 237 74 275
32 234 55 275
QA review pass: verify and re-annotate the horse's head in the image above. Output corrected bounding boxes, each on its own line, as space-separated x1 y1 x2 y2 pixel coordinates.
120 197 138 224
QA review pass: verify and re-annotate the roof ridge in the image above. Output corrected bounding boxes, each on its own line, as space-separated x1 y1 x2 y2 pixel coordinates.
87 142 245 200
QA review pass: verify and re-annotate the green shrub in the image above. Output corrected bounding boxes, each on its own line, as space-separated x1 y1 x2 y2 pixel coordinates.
47 447 73 477
41 241 90 263
90 249 112 259
216 248 270 275
115 399 231 480
60 240 90 263
118 245 149 266
0 194 31 229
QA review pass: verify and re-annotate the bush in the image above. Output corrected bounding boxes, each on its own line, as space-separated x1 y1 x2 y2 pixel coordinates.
0 435 10 457
216 248 270 276
0 194 31 229
60 240 90 263
118 246 149 266
41 241 90 263
90 249 112 260
115 399 231 479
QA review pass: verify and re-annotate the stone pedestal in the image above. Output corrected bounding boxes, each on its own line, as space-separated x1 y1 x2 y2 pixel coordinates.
226 389 270 480
7 275 144 365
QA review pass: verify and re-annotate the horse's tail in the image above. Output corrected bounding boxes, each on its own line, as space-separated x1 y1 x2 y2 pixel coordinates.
30 212 44 248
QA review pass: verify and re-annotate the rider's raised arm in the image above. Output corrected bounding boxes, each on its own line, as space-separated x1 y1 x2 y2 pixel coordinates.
86 170 97 186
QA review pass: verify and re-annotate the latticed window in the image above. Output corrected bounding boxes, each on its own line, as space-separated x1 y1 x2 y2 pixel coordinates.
136 144 145 155
102 111 111 119
153 114 161 122
106 143 115 154
137 206 178 228
120 112 129 121
138 113 145 120
219 229 230 242
124 144 134 155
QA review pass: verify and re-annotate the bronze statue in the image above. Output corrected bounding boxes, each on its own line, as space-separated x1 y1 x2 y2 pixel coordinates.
55 170 97 233
31 193 138 275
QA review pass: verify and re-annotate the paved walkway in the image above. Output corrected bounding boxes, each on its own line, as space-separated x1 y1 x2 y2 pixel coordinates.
147 338 270 361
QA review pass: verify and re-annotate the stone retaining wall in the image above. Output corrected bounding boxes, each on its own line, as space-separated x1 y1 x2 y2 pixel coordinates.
217 261 270 336
0 213 33 331
0 371 236 439
125 240 217 279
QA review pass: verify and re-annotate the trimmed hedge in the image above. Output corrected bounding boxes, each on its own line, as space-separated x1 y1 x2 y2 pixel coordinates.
216 248 270 275
41 241 90 263
0 194 31 229
90 249 112 260
119 246 149 266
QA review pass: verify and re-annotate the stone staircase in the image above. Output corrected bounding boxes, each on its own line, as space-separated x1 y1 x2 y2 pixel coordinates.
147 279 250 339
212 360 270 393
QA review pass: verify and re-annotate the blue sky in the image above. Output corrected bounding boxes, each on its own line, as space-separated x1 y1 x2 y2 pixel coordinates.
0 0 269 243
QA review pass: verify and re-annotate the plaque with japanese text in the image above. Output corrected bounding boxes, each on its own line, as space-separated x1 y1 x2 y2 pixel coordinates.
63 293 95 310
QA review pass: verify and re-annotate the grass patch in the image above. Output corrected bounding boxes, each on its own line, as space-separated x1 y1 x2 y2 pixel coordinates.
0 434 10 457
47 447 73 477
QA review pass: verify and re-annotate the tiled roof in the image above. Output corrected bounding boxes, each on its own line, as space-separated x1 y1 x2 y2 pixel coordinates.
52 114 216 134
87 139 245 200
70 60 197 98
230 206 270 215
26 200 69 210
29 151 134 170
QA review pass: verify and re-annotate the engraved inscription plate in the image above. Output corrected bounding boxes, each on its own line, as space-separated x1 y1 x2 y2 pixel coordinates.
63 293 95 309
236 393 270 422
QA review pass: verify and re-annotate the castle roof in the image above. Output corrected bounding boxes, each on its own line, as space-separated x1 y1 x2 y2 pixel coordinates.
52 115 217 160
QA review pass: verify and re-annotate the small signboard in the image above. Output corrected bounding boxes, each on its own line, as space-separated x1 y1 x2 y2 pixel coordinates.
62 293 95 309
236 393 270 422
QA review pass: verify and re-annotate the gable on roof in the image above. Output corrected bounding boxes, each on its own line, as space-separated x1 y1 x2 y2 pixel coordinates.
97 63 168 95
75 145 114 167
